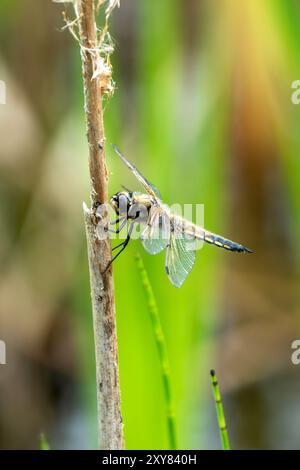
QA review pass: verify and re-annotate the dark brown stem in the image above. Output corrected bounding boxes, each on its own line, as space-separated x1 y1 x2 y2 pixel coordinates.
76 0 123 450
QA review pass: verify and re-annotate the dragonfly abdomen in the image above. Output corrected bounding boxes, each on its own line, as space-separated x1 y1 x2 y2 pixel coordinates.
203 231 252 253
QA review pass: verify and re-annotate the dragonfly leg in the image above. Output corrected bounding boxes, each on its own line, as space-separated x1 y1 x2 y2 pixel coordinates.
108 217 127 234
103 223 134 274
110 217 123 226
112 239 127 251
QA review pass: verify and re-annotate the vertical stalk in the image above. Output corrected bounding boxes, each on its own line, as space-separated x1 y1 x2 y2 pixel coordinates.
134 252 177 450
210 369 230 450
76 0 123 449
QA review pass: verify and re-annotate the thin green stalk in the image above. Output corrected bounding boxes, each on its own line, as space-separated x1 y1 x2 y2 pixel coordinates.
134 252 177 450
39 432 50 450
210 369 230 450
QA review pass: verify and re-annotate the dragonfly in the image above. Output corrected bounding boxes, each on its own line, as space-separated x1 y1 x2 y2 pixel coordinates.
108 144 252 288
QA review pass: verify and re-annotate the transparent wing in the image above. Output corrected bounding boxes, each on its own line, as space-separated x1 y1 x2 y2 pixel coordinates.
140 207 170 255
165 224 196 288
112 144 162 199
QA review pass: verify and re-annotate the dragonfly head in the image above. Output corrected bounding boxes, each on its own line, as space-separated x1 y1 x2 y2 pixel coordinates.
110 191 133 216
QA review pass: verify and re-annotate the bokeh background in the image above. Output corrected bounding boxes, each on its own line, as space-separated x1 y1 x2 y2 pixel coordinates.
1 0 300 450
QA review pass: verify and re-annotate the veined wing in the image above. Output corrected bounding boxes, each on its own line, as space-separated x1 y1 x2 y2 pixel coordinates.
165 222 196 288
140 206 170 255
112 144 162 199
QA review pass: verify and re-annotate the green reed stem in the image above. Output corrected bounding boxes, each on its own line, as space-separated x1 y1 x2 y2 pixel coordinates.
210 369 230 450
39 432 50 450
134 252 177 450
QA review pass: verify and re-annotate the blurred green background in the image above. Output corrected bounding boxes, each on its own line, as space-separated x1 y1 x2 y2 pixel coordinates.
1 0 300 449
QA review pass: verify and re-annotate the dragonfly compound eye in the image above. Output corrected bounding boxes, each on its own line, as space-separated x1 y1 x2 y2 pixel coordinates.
111 191 132 217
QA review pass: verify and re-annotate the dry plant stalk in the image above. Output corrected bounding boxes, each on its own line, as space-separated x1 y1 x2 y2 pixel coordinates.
75 0 123 449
